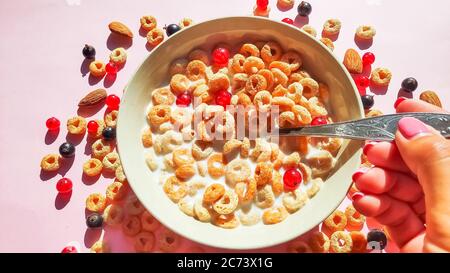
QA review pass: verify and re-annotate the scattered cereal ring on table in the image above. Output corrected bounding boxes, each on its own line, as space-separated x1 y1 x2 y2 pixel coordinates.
324 210 347 233
370 67 392 87
356 25 376 40
103 204 124 226
40 154 61 172
102 152 121 172
88 119 105 139
323 19 342 36
350 231 368 253
140 15 157 31
159 229 181 252
115 165 127 182
141 210 161 232
89 60 106 77
86 193 107 212
345 204 366 231
134 232 155 253
125 195 145 215
106 181 128 202
122 215 141 237
90 240 109 253
287 241 312 253
109 47 127 65
277 0 294 9
146 28 164 46
83 158 103 177
104 110 118 128
67 116 87 135
308 231 330 253
91 139 113 159
179 18 193 28
330 231 353 253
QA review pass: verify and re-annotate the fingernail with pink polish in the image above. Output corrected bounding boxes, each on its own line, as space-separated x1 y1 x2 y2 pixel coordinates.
394 97 407 109
398 117 430 139
363 142 375 155
352 168 369 182
351 192 365 202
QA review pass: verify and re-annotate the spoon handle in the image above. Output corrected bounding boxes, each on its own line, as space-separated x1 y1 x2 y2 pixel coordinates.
277 113 450 141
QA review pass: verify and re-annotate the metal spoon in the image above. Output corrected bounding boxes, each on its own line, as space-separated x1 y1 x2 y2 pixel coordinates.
277 113 450 142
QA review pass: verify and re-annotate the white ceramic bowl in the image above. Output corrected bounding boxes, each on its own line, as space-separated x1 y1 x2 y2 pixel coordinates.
117 16 364 250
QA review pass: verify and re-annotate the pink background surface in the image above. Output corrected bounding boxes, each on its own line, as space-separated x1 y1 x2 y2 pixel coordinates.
0 0 449 253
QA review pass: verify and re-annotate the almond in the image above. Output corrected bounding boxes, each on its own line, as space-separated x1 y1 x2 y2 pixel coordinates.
419 90 442 108
343 49 363 74
108 21 133 38
78 89 107 107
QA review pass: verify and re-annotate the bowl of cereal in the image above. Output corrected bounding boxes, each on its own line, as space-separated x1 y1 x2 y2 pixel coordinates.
117 16 364 250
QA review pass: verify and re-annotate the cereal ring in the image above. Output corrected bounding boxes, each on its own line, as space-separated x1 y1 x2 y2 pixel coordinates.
225 159 251 186
207 153 226 178
307 150 335 176
230 54 246 74
279 111 296 127
250 138 272 163
240 43 260 57
175 164 196 180
152 86 175 105
323 19 342 36
191 140 213 160
240 137 250 158
301 25 317 37
272 84 287 97
125 195 145 215
140 15 157 31
285 83 303 104
186 60 207 81
67 116 87 135
255 184 276 209
89 60 106 77
269 61 291 77
324 210 347 233
254 162 273 186
122 215 141 236
234 177 257 204
146 28 164 46
208 72 230 93
345 204 365 231
231 73 248 91
106 181 128 202
141 127 153 148
330 231 353 253
271 68 288 87
104 110 118 128
300 78 319 99
169 58 188 76
91 139 113 159
90 240 109 253
243 56 265 75
283 189 309 213
287 241 313 253
320 37 335 51
86 193 107 212
370 67 392 87
194 199 212 222
109 47 127 65
178 198 194 217
102 152 121 172
103 204 125 226
192 83 213 103
253 90 272 112
270 171 283 195
147 105 171 126
306 178 323 198
261 41 283 63
350 231 367 253
170 108 192 129
159 229 181 252
40 154 60 172
308 231 330 253
317 137 343 156
238 209 261 226
282 152 301 169
356 25 376 40
188 49 210 65
163 176 187 203
179 17 193 28
234 92 252 107
115 164 127 181
83 158 103 177
292 105 312 125
141 211 161 232
87 119 105 139
154 131 183 154
256 69 274 91
203 183 225 204
277 0 294 9
307 97 328 118
173 148 195 168
281 51 302 72
223 139 242 156
134 232 155 253
262 206 288 225
162 154 175 171
213 190 239 215
288 72 307 85
169 74 190 95
212 213 239 229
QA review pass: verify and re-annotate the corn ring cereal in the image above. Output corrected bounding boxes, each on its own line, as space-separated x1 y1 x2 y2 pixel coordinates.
271 68 288 87
269 61 291 76
213 190 239 215
282 189 309 213
300 78 319 99
91 139 113 159
203 183 225 204
307 178 323 198
262 206 288 225
370 67 392 87
141 127 153 148
89 60 106 77
115 164 127 182
238 209 261 226
140 15 157 31
254 162 273 186
208 72 230 93
67 116 87 135
255 184 276 209
212 212 239 229
223 139 242 156
240 43 260 57
282 152 301 169
146 28 164 46
40 154 60 172
324 210 347 232
122 215 141 237
104 110 118 128
320 37 335 51
102 152 121 172
88 119 105 139
240 137 250 158
106 181 127 202
163 176 187 203
230 54 246 74
90 240 109 253
225 159 251 185
207 153 226 178
141 210 161 232
281 51 302 72
125 195 145 215
350 231 367 253
323 19 342 36
178 198 194 217
253 90 272 112
103 204 124 226
179 18 193 28
308 231 330 253
261 41 283 63
277 0 294 9
345 204 365 231
152 86 175 106
194 199 212 222
83 158 103 176
243 56 265 75
234 177 257 204
147 105 171 127
186 60 207 81
169 74 190 95
175 164 196 180
356 25 376 40
109 47 127 65
330 231 353 253
191 140 213 161
86 193 107 212
172 148 195 168
134 231 155 253
159 229 181 252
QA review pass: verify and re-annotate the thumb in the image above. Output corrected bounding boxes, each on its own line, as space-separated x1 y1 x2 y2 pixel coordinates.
395 117 450 252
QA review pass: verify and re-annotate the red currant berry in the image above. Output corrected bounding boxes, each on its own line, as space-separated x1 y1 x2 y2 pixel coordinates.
176 92 192 107
46 117 60 131
56 178 73 194
355 76 370 89
212 47 230 67
311 116 328 126
362 52 375 66
105 94 120 110
105 62 118 74
87 120 99 134
215 90 232 108
282 18 294 25
256 0 269 10
283 169 303 191
61 246 77 253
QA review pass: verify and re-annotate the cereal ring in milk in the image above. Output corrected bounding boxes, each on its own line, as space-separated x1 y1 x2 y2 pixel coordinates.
271 171 283 195
301 25 317 37
86 193 107 212
141 211 161 232
281 51 302 72
140 15 157 31
287 241 312 253
292 105 312 125
163 176 187 203
223 139 242 156
300 78 319 99
194 199 212 222
67 116 87 135
356 25 376 40
175 164 196 180
192 83 213 104
191 140 213 160
185 60 207 81
317 137 343 156
147 105 171 127
109 47 127 65
235 177 257 204
254 162 273 186
320 38 335 51
141 127 153 148
238 209 261 226
207 153 226 178
272 84 287 97
187 180 206 196
230 54 246 74
170 108 192 128
261 41 283 63
179 17 193 28
106 181 128 202
269 61 291 76
253 90 272 112
213 190 239 215
103 204 125 226
323 19 342 36
152 86 175 105
91 139 113 159
178 198 195 217
203 183 225 204
370 67 392 87
250 138 272 163
90 240 110 253
345 204 366 231
89 61 106 77
231 73 248 91
40 154 61 171
255 184 276 209
330 231 353 253
257 69 275 91
169 74 190 95
307 150 335 177
83 158 103 176
208 73 230 93
155 131 183 154
134 232 155 253
146 28 164 46
324 210 347 232
350 231 367 253
307 97 328 118
283 189 309 213
262 206 288 225
271 68 289 87
286 82 303 104
240 43 260 57
279 111 296 128
212 213 239 229
122 215 141 236
102 152 121 172
104 110 118 128
243 56 265 75
308 231 330 253
188 49 210 65
282 152 301 169
159 229 181 252
306 178 323 198
172 148 195 168
225 159 251 185
125 195 145 215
